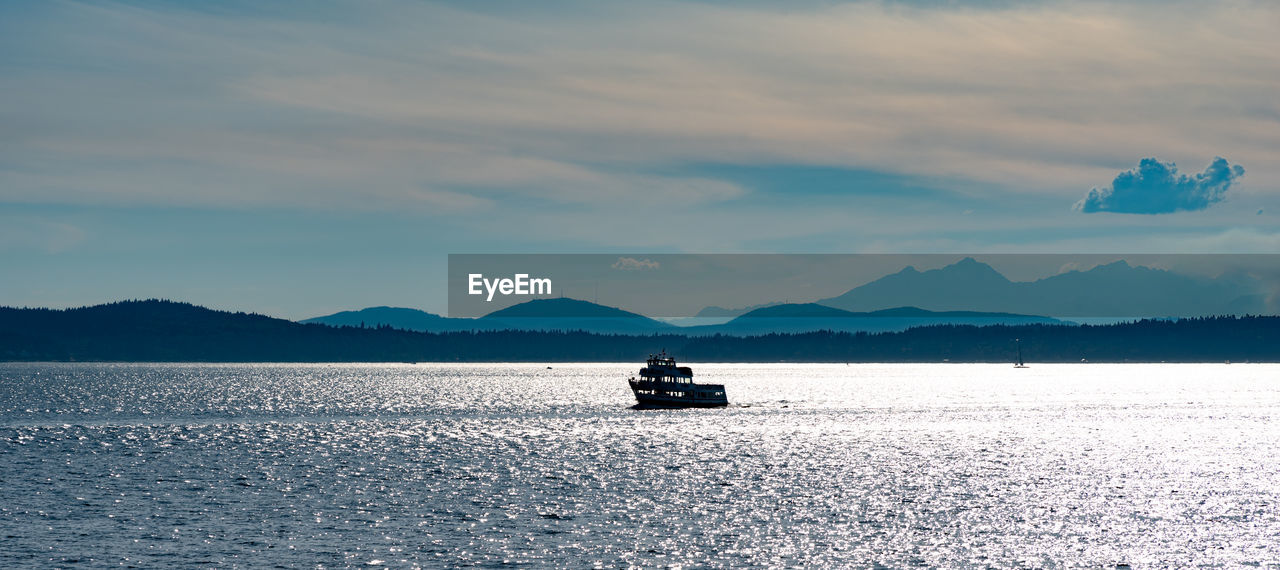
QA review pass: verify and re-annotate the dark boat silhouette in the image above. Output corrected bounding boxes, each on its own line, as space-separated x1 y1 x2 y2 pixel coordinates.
628 351 728 408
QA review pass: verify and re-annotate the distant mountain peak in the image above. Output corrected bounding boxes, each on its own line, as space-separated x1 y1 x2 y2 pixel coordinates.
735 303 855 319
813 255 1262 317
694 301 783 318
299 306 452 331
939 257 1005 276
1084 259 1136 272
482 297 652 319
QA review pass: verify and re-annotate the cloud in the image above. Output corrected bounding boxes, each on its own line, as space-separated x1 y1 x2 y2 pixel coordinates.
4 0 1279 218
612 257 660 271
1075 157 1245 214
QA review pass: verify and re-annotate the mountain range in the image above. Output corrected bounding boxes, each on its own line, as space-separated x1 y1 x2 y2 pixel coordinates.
703 257 1266 318
301 298 678 335
302 298 1059 335
4 299 1279 363
699 303 1061 335
302 258 1262 335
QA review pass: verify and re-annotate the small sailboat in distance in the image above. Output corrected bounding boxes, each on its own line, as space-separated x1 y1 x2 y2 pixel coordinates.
1014 338 1029 368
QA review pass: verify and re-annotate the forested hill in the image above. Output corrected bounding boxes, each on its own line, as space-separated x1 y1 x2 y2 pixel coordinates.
1 299 1278 363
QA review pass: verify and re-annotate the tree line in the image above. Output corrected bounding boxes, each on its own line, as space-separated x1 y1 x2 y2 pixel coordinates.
1 299 1276 362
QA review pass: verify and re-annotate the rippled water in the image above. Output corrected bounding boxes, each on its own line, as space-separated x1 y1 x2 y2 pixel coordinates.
2 362 1279 567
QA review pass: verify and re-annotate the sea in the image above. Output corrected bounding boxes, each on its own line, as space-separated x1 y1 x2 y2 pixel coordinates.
1 362 1278 568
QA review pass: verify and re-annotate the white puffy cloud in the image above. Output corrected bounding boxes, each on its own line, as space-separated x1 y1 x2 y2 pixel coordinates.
1077 157 1246 214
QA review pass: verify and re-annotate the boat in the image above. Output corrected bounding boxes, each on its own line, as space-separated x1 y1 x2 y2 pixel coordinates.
1014 338 1029 368
628 351 728 408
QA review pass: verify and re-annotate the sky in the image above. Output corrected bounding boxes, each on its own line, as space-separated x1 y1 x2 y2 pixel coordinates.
2 0 1278 319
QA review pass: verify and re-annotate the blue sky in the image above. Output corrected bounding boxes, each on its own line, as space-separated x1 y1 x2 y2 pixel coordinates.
3 0 1278 318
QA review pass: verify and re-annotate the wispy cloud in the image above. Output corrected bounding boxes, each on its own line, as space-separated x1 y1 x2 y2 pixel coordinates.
612 257 660 270
1076 157 1245 214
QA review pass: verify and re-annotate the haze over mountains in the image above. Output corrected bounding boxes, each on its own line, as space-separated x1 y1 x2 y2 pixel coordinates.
704 257 1265 318
710 304 1061 335
302 306 471 331
302 298 678 335
303 298 1059 335
304 258 1265 335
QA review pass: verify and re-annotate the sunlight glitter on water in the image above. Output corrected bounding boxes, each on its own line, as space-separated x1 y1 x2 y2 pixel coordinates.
2 362 1279 567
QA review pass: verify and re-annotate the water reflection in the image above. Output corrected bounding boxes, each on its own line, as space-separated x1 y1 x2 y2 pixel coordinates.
1 363 1278 566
